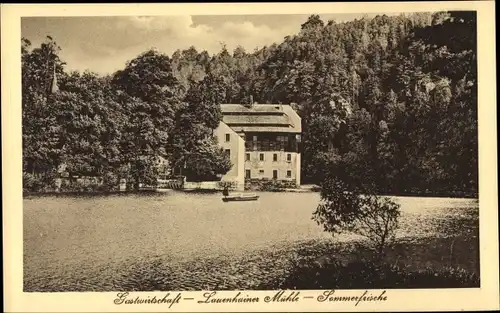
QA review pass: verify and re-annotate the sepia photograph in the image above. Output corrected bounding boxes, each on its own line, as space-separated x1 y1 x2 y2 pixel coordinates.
2 1 498 312
20 10 481 292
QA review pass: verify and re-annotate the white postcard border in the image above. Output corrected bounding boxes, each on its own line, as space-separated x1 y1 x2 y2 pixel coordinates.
2 2 498 312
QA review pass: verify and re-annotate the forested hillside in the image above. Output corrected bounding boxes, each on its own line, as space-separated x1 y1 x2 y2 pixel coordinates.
22 11 478 196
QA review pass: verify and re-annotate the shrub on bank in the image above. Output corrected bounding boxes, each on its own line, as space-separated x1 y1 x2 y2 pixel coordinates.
245 179 298 191
59 178 102 192
23 172 57 193
314 176 402 260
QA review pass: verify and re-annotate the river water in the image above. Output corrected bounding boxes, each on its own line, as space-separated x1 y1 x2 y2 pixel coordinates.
23 191 478 291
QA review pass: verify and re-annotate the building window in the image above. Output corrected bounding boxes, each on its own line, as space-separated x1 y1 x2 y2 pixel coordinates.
246 153 250 161
273 153 278 162
273 170 278 179
277 135 289 151
245 169 251 179
225 149 230 157
287 170 292 178
225 134 230 142
259 153 264 161
287 153 292 162
259 169 264 175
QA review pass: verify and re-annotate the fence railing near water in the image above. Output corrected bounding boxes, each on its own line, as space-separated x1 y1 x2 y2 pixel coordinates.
53 176 186 192
156 177 185 190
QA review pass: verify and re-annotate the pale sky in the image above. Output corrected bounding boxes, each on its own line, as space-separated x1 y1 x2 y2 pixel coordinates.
22 14 400 76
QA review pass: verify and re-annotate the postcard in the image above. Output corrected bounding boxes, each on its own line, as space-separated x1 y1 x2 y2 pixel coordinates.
2 1 498 312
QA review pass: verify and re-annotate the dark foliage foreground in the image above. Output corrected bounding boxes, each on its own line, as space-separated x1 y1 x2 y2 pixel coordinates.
25 236 478 292
265 260 479 290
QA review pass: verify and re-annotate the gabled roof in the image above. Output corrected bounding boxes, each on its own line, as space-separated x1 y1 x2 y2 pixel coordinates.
222 114 292 126
220 103 301 133
221 103 286 114
227 126 301 133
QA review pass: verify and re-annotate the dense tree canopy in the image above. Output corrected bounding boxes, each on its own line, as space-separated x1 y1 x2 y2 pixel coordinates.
167 72 232 181
22 11 477 196
22 43 230 191
22 37 66 179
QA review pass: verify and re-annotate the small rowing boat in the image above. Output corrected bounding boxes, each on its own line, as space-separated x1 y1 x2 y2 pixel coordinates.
222 193 259 202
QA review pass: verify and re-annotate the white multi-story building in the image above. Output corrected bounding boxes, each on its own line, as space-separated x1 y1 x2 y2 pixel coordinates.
215 103 302 190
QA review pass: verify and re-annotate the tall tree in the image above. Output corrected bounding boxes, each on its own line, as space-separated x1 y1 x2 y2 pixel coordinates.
168 73 232 181
22 36 66 180
55 71 124 188
112 49 181 190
